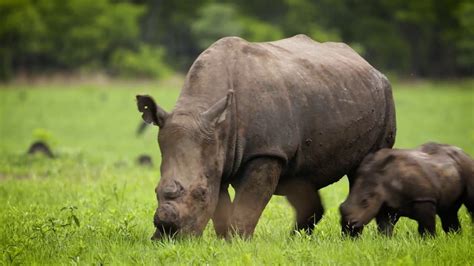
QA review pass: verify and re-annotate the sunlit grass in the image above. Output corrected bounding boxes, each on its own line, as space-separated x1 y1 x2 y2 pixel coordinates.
0 80 473 264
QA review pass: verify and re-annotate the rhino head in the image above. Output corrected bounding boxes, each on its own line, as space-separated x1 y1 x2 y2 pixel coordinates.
339 181 384 235
136 91 234 239
339 154 391 236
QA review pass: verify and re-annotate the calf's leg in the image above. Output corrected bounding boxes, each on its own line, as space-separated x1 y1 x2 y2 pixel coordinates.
229 157 282 238
376 208 399 236
464 185 474 223
412 202 437 236
439 210 461 233
460 153 474 223
465 201 474 224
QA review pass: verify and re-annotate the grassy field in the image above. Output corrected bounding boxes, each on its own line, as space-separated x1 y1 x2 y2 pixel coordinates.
0 80 473 265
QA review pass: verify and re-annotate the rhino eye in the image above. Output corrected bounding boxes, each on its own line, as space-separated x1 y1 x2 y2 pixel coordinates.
360 199 369 208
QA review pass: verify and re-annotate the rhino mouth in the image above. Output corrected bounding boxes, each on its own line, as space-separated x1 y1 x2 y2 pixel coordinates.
341 218 363 230
151 221 179 240
348 220 364 229
152 203 181 240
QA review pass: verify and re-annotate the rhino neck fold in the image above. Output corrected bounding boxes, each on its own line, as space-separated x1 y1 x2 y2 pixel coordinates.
221 59 242 184
221 91 241 183
221 95 237 184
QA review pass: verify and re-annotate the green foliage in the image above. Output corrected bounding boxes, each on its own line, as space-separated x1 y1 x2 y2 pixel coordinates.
240 17 283 42
110 45 172 79
191 3 244 50
0 0 46 79
32 128 56 147
0 82 473 264
0 0 144 78
37 0 144 67
1 0 473 78
353 18 411 72
191 3 284 50
456 2 474 70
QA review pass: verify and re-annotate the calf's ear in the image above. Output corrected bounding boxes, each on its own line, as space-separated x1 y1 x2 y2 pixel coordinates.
202 90 234 125
136 95 168 127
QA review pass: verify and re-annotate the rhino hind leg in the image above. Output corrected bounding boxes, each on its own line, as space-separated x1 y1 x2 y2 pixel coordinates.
284 179 324 234
412 202 437 236
461 158 474 223
439 210 461 233
229 157 282 238
463 193 474 224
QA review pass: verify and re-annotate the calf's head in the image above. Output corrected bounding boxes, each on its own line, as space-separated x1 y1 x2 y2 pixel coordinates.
340 181 384 233
340 154 392 234
136 91 233 239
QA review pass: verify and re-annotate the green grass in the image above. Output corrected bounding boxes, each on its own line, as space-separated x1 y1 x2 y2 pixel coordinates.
0 80 473 265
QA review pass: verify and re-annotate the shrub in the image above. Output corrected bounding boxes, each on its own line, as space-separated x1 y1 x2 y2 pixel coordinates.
109 45 172 79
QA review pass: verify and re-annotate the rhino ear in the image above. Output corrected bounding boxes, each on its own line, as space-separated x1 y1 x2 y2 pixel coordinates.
136 95 168 127
202 90 234 125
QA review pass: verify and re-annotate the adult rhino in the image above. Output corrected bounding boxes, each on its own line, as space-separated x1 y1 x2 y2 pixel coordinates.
137 34 396 239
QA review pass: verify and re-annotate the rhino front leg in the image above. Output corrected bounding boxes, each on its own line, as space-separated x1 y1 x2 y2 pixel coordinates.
284 179 324 234
212 186 232 238
230 157 282 238
376 208 399 236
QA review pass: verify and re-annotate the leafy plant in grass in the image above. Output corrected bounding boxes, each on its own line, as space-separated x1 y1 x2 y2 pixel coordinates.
32 128 56 148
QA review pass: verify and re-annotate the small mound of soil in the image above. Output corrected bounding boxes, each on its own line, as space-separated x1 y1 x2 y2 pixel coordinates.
27 141 54 158
137 154 153 167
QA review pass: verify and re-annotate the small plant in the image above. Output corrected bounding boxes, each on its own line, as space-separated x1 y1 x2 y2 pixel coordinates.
32 128 57 148
69 240 86 265
29 206 80 243
117 214 136 238
3 243 24 264
61 206 81 228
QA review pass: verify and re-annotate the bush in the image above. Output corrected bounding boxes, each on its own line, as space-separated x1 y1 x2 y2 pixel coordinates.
0 0 45 79
36 0 145 68
191 3 244 50
456 2 474 72
240 17 283 42
109 45 172 79
0 0 145 79
191 3 284 50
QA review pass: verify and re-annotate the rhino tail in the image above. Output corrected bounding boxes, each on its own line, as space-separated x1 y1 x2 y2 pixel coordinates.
374 75 396 151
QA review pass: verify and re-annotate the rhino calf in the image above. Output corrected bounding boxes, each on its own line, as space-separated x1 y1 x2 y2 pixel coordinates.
340 142 474 237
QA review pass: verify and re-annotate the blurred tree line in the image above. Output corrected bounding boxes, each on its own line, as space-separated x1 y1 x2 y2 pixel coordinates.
1 0 472 80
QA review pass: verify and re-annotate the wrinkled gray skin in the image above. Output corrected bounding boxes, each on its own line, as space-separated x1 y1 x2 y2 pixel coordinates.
340 142 474 237
137 35 396 239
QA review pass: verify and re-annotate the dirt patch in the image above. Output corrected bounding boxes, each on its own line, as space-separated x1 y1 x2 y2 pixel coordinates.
27 141 54 158
137 154 153 167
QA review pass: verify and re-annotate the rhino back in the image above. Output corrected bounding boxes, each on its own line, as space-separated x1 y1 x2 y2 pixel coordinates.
175 35 396 187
